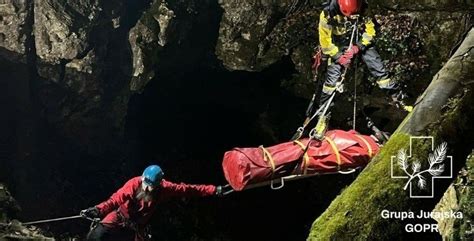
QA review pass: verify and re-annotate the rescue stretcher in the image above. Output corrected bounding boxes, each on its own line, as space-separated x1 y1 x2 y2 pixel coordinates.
221 129 380 195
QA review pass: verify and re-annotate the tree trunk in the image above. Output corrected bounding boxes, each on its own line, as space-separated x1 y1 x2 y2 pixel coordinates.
307 27 474 240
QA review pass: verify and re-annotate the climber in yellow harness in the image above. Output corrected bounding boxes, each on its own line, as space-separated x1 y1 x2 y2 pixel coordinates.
317 0 413 112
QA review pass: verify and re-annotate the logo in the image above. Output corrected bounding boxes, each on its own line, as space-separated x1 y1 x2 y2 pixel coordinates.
391 136 452 198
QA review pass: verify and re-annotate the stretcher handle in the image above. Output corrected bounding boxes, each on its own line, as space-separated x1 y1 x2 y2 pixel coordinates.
270 177 285 190
221 184 235 196
338 168 357 175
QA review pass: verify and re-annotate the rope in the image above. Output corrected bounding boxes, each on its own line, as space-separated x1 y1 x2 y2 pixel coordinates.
23 215 85 225
292 18 359 140
353 65 357 130
18 213 100 226
351 19 359 130
260 146 276 172
324 19 358 123
292 89 336 141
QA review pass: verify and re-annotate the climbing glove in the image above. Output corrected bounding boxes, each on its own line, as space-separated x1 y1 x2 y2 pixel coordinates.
337 45 359 67
337 54 351 67
345 45 360 57
80 207 100 219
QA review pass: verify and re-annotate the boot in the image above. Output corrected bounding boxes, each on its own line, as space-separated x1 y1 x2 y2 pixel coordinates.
388 88 413 112
311 113 331 140
367 117 390 144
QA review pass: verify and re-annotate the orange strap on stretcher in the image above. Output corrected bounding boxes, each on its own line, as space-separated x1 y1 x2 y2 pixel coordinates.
259 146 276 172
324 136 341 169
293 140 311 175
354 134 373 158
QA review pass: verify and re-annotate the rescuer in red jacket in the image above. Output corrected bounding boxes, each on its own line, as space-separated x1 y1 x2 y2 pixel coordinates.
81 165 222 241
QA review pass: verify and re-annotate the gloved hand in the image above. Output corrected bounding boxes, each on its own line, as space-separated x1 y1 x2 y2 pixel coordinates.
345 45 359 57
215 185 224 197
337 54 352 67
337 45 360 67
80 207 100 219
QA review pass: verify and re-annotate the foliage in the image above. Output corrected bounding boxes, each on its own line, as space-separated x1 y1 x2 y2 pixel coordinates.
375 13 429 89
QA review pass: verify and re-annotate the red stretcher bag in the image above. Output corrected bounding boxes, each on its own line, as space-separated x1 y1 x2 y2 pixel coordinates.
222 129 380 191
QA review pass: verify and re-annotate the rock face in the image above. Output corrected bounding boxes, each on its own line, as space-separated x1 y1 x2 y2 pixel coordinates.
0 0 32 62
129 0 172 91
1 0 473 240
433 152 474 240
1 220 55 241
0 184 54 240
1 0 469 153
433 185 461 239
216 0 471 132
31 0 137 149
24 0 217 144
216 0 321 72
0 184 20 223
129 0 216 93
307 27 474 240
216 1 470 95
34 0 100 69
1 0 219 234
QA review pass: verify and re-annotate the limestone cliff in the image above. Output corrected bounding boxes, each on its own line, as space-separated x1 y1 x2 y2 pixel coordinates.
0 0 473 240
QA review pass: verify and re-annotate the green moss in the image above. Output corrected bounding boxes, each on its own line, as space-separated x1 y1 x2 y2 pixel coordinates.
308 89 474 240
308 133 410 240
433 91 474 143
454 152 474 240
308 131 447 240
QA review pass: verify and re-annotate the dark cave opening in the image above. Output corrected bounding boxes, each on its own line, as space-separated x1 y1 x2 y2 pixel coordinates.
0 1 470 240
124 55 365 240
119 4 365 237
0 1 419 240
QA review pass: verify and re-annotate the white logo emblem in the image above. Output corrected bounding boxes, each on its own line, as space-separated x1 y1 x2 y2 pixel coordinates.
391 136 452 198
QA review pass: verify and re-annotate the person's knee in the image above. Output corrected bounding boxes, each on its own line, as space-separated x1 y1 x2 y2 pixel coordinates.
87 224 109 241
322 84 337 95
362 48 387 74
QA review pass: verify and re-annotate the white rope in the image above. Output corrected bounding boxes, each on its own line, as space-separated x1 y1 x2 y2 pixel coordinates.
353 70 357 130
292 18 359 139
23 215 85 225
352 21 359 130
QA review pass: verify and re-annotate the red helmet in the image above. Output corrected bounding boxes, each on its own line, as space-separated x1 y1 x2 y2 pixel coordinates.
337 0 362 16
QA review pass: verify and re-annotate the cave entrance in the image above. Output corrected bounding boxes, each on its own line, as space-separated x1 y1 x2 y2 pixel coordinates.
124 32 360 241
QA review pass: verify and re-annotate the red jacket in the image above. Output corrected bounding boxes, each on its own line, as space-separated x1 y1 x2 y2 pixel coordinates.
96 176 216 226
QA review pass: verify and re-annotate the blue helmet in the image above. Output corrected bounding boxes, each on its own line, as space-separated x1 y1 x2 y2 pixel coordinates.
142 165 164 187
